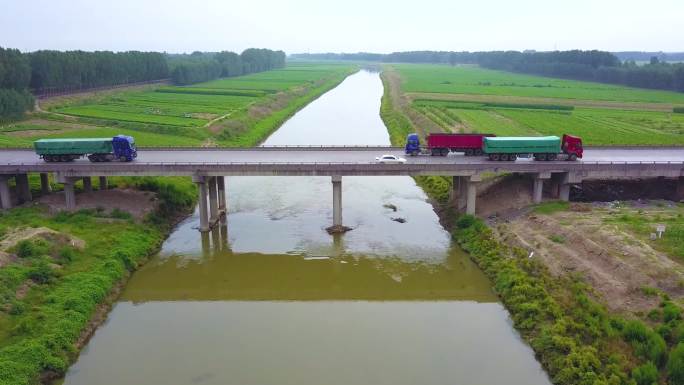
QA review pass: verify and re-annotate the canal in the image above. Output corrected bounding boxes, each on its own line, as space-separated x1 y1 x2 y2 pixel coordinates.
58 70 551 385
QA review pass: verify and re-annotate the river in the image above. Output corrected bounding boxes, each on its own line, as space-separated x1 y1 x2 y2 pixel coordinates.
58 70 550 385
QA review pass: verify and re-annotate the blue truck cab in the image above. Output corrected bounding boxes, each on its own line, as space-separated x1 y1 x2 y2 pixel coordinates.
112 135 137 161
405 133 421 156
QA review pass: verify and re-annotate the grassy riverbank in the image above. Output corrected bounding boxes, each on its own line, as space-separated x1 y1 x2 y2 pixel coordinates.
0 178 196 385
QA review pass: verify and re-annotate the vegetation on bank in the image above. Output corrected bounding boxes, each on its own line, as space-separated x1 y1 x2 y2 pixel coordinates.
454 214 684 385
0 177 196 385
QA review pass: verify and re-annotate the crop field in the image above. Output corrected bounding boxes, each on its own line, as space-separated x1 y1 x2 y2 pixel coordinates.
0 62 355 147
394 64 684 145
396 64 684 104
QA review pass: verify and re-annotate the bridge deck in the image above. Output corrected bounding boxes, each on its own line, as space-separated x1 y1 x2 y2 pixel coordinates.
0 147 682 178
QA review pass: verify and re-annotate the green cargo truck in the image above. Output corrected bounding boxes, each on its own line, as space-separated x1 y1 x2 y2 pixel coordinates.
33 135 137 162
483 134 583 161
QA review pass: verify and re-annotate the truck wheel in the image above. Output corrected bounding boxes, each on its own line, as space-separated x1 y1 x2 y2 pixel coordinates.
501 154 509 161
441 149 449 156
465 149 474 156
547 154 557 161
491 154 501 161
119 156 127 162
475 149 483 156
509 154 517 161
537 154 547 161
568 154 577 161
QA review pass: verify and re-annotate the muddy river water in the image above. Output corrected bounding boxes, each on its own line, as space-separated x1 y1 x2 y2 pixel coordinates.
58 70 551 385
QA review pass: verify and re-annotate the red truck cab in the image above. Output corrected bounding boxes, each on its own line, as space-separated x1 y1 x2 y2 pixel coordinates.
561 134 583 160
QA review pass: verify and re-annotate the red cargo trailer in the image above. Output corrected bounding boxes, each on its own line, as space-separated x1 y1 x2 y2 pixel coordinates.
426 133 495 156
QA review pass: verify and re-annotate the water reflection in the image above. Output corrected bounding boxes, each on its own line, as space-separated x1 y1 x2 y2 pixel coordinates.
123 225 497 302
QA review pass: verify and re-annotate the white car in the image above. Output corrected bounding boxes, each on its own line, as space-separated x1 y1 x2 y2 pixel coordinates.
375 154 407 164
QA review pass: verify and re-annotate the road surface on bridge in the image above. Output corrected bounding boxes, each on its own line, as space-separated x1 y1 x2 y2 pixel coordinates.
1 147 684 165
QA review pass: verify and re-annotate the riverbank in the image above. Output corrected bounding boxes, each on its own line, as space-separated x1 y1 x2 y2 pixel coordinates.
0 177 196 385
379 65 684 384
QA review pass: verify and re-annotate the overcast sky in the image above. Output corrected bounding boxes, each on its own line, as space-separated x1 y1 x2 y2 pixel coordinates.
1 0 682 53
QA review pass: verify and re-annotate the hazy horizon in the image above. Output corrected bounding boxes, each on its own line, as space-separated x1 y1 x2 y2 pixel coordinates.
1 0 683 54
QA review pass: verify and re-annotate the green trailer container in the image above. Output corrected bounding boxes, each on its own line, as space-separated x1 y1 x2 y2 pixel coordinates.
483 136 561 155
33 138 113 156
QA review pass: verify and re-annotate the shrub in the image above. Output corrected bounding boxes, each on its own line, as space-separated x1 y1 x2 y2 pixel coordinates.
664 302 682 322
110 208 132 220
58 246 76 263
632 361 658 385
14 238 50 259
28 261 56 284
623 320 667 366
669 343 684 384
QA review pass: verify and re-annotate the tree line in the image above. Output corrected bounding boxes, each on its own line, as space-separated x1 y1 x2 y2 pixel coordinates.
0 47 287 120
169 48 286 85
0 47 34 121
292 50 684 93
29 50 168 91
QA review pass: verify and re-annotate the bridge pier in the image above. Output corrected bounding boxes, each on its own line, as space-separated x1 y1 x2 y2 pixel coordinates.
533 172 551 204
208 177 219 223
465 175 481 215
56 174 78 210
99 176 108 190
677 177 684 202
193 176 210 232
16 174 31 204
326 175 350 233
451 176 466 210
332 175 342 227
217 176 226 214
0 176 12 209
40 173 51 194
82 177 92 193
558 172 582 202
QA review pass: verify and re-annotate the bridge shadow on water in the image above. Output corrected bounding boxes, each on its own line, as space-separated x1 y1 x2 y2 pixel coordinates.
121 218 497 303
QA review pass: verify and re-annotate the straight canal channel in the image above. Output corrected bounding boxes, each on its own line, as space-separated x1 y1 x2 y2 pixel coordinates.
57 70 551 385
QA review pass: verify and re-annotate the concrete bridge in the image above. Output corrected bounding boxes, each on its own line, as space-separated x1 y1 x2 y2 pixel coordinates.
0 147 682 231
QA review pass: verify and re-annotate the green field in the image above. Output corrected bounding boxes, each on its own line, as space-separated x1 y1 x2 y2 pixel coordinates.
396 64 684 104
0 62 355 147
393 64 684 145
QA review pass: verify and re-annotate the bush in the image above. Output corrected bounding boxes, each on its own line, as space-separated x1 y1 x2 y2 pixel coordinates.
623 320 667 366
28 261 56 284
110 208 132 220
669 343 684 384
14 238 50 259
664 302 682 322
632 361 658 385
